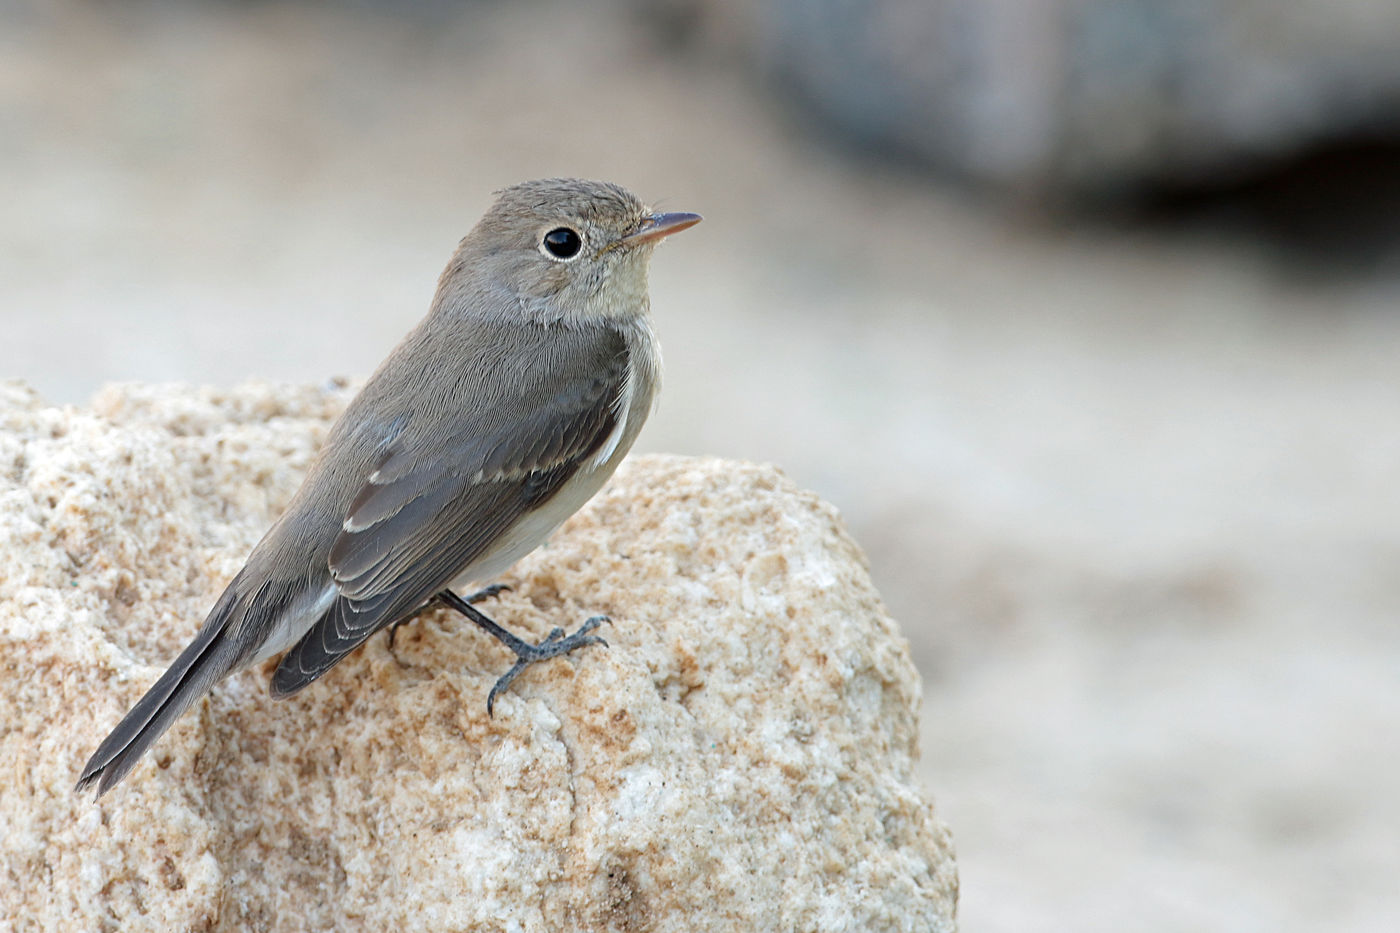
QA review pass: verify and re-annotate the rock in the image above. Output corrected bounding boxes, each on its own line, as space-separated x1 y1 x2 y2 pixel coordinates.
651 0 1400 199
0 381 956 932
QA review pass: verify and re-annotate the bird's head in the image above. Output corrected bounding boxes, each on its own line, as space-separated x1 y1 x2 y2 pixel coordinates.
439 177 700 324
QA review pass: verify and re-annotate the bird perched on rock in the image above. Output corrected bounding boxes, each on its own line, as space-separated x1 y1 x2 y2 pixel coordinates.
77 178 700 797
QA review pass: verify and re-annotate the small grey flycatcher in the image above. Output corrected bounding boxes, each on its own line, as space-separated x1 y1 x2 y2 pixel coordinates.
77 178 700 797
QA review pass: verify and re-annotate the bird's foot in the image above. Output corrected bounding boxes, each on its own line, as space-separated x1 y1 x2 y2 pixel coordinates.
485 615 609 716
432 589 609 716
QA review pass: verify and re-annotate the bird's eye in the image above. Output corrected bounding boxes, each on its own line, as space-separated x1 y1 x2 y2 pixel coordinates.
541 227 583 260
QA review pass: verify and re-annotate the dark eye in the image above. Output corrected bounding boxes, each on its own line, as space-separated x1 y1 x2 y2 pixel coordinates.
542 227 582 260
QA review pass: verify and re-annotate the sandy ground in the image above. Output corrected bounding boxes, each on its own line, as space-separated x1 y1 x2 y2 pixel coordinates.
3 2 1398 930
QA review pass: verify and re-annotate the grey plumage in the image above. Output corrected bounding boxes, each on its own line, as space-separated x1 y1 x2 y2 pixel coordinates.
77 178 699 797
276 321 630 693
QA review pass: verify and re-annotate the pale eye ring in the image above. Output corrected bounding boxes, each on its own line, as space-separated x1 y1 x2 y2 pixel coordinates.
541 227 583 261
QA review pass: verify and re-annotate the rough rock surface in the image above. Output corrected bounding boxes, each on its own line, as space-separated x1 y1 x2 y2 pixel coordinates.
0 381 956 932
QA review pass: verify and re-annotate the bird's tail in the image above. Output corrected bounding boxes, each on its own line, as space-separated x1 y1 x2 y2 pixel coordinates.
76 611 242 798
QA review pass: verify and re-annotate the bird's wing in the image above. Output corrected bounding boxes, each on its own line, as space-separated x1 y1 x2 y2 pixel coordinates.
269 324 629 696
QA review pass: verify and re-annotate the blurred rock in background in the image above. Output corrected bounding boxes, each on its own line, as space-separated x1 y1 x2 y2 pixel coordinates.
643 0 1400 268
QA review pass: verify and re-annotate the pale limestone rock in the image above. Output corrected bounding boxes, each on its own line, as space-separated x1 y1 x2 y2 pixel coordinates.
0 381 957 932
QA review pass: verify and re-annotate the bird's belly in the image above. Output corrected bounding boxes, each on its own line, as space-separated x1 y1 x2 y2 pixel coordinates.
448 458 619 591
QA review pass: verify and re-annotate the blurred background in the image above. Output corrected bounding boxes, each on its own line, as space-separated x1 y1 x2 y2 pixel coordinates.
4 0 1399 929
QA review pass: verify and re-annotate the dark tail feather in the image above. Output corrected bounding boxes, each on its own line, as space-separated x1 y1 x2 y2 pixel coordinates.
76 621 239 798
269 597 377 698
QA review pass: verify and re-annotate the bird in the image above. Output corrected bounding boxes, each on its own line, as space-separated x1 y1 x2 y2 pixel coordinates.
76 178 701 797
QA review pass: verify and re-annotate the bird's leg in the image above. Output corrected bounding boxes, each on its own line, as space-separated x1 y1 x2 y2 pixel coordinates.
435 588 609 716
386 584 511 651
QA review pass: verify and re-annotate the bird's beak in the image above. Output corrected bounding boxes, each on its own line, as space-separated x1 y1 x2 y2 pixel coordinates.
619 211 703 247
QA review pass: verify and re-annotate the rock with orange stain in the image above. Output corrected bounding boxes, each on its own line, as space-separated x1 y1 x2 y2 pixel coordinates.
0 381 956 932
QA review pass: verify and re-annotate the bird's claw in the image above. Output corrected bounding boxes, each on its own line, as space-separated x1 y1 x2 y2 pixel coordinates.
485 615 612 717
